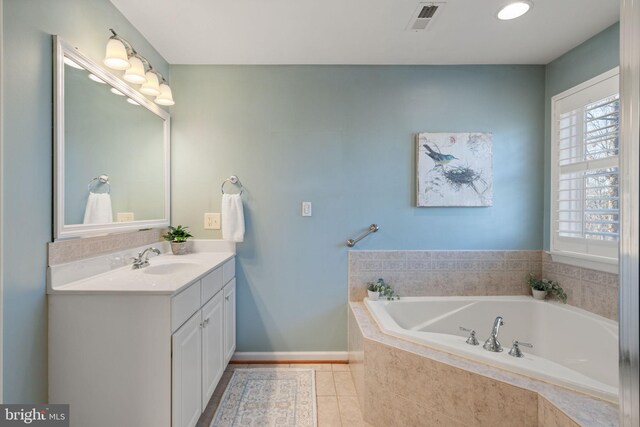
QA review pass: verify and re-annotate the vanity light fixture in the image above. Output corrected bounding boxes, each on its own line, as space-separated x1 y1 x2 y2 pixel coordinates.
103 37 130 70
123 55 147 84
497 1 532 20
140 71 160 96
155 82 175 106
103 29 175 105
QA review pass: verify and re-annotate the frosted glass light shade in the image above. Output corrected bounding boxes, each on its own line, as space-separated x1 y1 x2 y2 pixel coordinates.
123 56 147 84
140 71 160 96
155 83 175 106
103 38 130 70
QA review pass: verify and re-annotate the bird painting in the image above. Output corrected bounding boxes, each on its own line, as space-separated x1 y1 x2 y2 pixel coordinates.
417 132 493 207
423 143 458 165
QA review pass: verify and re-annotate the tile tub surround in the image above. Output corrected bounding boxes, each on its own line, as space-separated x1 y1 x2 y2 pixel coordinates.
348 250 619 321
348 250 542 301
348 303 618 427
542 253 619 320
48 229 163 265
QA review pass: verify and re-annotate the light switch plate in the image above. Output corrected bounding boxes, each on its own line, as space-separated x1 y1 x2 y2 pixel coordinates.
117 212 135 222
204 213 221 230
302 202 312 217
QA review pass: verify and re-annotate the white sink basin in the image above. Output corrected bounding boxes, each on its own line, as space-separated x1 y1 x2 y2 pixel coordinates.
144 262 199 275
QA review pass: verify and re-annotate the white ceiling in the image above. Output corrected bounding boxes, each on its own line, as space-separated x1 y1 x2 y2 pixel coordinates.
109 0 619 65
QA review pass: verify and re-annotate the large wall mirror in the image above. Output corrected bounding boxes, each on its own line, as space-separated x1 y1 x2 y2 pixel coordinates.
53 36 170 239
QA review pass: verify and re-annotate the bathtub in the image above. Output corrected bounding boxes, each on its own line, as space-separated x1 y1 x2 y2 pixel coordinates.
364 295 618 402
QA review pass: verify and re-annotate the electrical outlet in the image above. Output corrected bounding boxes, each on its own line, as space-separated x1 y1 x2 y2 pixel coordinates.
302 202 312 217
117 212 135 222
204 213 221 230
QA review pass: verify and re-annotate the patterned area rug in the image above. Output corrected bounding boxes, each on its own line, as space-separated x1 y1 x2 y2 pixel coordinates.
211 369 317 427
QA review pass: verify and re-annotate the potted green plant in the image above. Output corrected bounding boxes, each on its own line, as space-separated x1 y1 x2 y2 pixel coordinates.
367 281 380 300
367 278 400 301
163 225 193 255
527 274 567 303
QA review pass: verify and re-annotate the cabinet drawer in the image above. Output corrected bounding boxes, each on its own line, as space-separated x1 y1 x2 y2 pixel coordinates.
201 267 223 304
172 281 201 332
222 259 235 284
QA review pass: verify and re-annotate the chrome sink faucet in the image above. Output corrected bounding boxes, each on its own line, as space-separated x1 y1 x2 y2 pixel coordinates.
131 247 161 269
483 316 504 352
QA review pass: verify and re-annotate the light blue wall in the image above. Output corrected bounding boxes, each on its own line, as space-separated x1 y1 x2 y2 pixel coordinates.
170 65 546 352
543 23 620 249
2 0 168 402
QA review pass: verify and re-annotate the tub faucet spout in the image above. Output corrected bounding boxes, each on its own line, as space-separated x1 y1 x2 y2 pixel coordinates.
483 316 504 352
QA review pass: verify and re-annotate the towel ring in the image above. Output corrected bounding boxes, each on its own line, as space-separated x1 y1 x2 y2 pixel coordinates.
88 174 110 194
221 175 243 195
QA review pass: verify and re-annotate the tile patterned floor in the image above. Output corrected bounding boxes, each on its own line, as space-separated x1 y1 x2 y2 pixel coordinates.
197 363 371 427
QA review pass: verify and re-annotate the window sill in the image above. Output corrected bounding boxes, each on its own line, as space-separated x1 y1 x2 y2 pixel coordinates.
548 251 618 274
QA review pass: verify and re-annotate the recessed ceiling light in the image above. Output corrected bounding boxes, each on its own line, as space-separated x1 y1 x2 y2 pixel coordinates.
497 1 532 20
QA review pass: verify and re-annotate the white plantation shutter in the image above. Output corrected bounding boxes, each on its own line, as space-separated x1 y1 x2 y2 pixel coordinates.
551 69 619 269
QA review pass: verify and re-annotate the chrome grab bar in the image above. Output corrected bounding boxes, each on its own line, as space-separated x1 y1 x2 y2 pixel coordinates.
346 224 379 247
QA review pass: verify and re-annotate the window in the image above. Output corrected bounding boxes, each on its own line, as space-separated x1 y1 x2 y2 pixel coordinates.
551 68 619 272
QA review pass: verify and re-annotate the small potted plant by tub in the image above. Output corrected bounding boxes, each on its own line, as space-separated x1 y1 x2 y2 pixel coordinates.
367 278 400 301
527 274 567 303
163 225 193 255
367 281 381 300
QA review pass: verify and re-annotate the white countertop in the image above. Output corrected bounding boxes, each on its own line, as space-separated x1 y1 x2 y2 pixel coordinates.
47 240 235 295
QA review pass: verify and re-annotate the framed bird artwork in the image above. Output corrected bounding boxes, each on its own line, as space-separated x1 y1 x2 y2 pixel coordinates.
416 132 493 207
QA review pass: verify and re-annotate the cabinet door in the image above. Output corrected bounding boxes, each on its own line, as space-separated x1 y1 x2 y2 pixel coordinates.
224 278 236 363
201 292 224 409
172 312 202 427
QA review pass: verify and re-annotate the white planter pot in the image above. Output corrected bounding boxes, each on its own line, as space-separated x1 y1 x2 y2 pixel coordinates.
532 289 548 300
170 241 189 255
367 290 379 301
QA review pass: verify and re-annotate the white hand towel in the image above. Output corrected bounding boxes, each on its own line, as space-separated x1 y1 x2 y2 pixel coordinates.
83 192 113 224
222 193 245 242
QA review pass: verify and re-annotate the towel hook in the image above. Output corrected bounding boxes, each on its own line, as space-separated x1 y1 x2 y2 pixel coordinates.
221 175 244 195
88 174 110 194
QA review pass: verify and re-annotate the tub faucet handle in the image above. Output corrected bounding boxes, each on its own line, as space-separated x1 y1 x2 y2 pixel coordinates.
508 340 533 358
459 327 479 346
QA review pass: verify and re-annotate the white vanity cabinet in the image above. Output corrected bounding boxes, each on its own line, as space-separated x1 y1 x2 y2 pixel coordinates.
224 278 237 363
48 254 236 427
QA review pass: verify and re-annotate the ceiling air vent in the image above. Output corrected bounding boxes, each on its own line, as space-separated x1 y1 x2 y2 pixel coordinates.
407 3 445 31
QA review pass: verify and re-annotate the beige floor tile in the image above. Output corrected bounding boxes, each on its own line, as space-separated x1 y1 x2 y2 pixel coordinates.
333 371 357 396
331 363 350 371
316 371 337 396
338 395 368 427
317 396 342 427
294 363 332 371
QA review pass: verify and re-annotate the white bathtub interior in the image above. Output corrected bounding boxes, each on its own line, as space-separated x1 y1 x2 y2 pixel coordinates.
365 296 618 402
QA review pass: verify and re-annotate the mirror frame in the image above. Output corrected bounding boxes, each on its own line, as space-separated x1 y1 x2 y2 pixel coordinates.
53 35 170 239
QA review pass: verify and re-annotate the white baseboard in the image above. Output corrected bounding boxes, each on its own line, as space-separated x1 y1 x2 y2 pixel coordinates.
232 351 348 362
